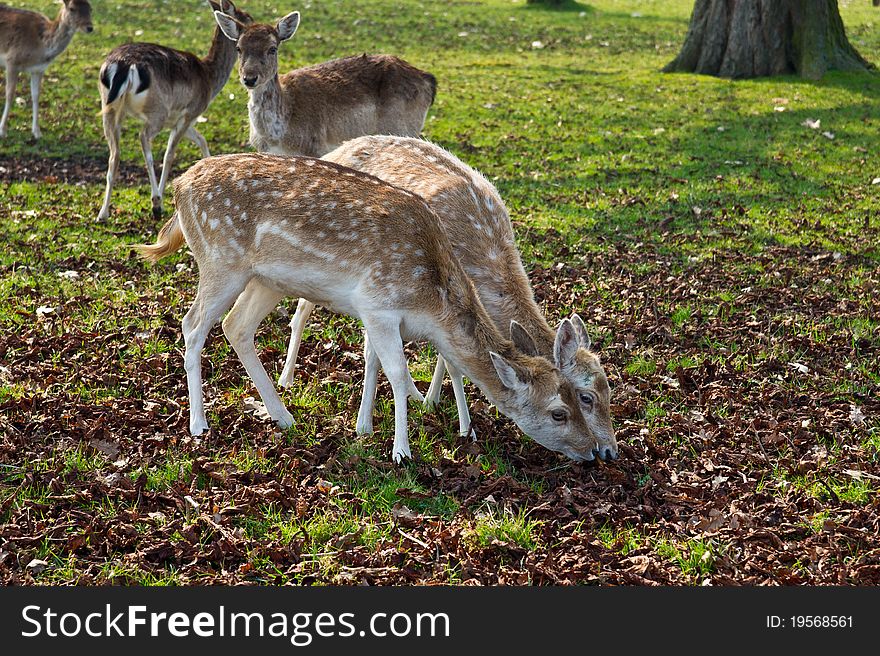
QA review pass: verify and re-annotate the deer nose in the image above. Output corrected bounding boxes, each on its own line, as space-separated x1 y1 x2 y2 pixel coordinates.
243 75 258 88
598 445 618 461
85 25 94 33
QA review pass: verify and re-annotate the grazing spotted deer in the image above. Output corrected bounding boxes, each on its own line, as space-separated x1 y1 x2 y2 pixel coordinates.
212 10 436 157
0 0 93 140
137 153 598 464
280 136 618 460
96 0 253 221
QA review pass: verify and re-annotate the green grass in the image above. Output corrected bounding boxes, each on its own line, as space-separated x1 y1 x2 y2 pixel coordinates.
654 536 720 580
626 356 658 376
1 0 879 585
469 507 541 551
598 525 724 581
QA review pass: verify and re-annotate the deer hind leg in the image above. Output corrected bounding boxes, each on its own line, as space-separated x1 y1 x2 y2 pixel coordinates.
155 122 187 218
139 126 161 219
98 108 122 220
444 360 475 439
182 271 249 436
29 71 43 140
1 65 20 138
278 298 316 388
185 125 210 158
360 316 417 463
221 279 294 429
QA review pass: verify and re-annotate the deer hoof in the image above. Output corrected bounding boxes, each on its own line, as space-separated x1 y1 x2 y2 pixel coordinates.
275 411 294 429
392 444 412 464
190 420 209 436
278 368 295 389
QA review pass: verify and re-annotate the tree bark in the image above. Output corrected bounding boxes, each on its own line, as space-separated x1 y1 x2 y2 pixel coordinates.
664 0 875 79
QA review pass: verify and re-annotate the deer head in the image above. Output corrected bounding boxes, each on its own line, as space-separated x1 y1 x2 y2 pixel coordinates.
63 0 94 33
553 314 617 460
489 319 612 462
214 9 300 89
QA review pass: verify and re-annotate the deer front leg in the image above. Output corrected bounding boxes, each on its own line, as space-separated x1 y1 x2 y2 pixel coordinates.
222 280 294 429
445 360 476 439
355 331 380 435
279 298 316 388
29 70 43 140
1 65 19 138
361 316 413 463
424 355 446 409
356 330 425 435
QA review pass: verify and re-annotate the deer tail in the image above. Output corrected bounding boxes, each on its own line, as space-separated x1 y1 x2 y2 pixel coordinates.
135 212 185 263
101 61 150 109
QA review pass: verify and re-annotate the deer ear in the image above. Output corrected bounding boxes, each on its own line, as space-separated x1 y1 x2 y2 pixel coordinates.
490 352 527 391
570 313 591 350
554 319 578 373
219 0 236 14
510 321 538 356
208 0 221 13
214 11 241 41
276 11 300 41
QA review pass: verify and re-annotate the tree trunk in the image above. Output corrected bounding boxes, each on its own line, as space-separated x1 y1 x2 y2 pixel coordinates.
664 0 875 79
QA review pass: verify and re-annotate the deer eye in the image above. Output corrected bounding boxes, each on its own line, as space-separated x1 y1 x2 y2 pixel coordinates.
551 408 568 422
579 392 594 408
268 47 278 55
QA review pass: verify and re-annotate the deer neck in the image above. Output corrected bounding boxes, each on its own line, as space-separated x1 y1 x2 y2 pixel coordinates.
430 269 524 407
248 76 288 150
202 26 239 100
43 7 78 61
485 254 558 358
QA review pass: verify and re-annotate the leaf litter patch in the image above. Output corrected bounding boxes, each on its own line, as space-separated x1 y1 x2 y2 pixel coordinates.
0 223 878 585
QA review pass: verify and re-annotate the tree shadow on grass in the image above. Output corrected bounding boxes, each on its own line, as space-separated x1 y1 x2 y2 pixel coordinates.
661 68 880 97
474 98 879 254
521 0 593 12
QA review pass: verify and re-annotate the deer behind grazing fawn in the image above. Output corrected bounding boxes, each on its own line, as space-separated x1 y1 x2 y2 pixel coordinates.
213 10 436 157
137 153 598 464
97 0 253 221
0 0 93 140
279 135 618 460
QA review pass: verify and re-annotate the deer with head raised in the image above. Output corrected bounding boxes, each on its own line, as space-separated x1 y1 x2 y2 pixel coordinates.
212 9 436 157
279 135 617 461
137 153 598 464
0 0 93 140
96 0 253 221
